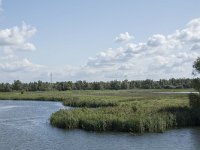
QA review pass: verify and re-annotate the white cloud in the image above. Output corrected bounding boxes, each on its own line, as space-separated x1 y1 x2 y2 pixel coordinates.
0 54 46 82
0 57 43 73
84 18 200 80
115 32 134 43
171 18 200 43
20 42 36 51
147 34 166 47
0 21 44 82
0 22 37 52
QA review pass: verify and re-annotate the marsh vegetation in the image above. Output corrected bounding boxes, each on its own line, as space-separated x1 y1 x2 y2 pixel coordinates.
49 89 197 133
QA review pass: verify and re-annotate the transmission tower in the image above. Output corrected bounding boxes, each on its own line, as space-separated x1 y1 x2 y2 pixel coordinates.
50 72 53 83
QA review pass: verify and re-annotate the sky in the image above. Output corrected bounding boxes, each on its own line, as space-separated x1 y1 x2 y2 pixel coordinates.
0 0 200 82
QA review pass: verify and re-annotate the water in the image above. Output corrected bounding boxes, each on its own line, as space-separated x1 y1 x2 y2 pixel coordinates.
0 100 200 150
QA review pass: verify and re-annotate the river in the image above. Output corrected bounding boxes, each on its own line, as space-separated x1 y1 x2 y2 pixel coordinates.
0 100 200 150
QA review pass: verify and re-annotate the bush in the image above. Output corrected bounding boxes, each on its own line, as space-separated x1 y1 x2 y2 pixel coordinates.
189 93 200 124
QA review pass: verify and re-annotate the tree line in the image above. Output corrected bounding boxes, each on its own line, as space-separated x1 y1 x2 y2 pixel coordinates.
0 78 193 92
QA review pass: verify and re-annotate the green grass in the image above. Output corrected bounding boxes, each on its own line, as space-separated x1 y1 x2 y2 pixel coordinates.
0 89 196 133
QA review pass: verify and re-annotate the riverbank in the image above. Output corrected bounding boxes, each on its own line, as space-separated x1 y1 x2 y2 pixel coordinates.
0 89 197 133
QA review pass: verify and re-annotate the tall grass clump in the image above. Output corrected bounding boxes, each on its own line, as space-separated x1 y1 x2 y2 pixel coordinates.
62 96 118 107
50 104 192 133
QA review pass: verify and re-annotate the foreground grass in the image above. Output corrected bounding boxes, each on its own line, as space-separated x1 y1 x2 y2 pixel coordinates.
0 89 196 133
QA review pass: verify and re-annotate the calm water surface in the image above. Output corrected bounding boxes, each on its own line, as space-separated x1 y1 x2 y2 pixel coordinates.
0 100 200 150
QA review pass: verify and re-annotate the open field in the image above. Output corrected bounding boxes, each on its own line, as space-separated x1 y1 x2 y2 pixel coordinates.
0 89 197 133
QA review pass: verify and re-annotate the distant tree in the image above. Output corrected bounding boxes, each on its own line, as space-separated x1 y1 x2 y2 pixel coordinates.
12 80 23 91
110 80 121 90
74 81 83 90
191 58 200 92
141 79 153 89
0 78 194 92
28 82 38 91
121 80 129 89
193 57 200 74
91 82 103 90
0 83 12 92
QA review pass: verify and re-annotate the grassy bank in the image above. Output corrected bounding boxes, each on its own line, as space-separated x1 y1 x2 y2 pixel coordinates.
0 89 196 133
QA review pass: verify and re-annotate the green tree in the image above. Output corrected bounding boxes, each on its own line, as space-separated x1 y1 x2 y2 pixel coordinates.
189 57 200 124
193 57 200 74
12 80 23 91
110 80 121 90
121 80 129 89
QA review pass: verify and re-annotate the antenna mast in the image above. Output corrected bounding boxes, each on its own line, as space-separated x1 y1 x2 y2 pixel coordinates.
50 72 53 91
50 72 53 83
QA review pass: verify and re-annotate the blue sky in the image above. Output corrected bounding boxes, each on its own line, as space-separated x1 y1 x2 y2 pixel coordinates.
0 0 200 82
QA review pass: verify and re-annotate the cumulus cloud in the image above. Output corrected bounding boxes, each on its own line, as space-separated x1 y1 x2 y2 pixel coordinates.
0 54 46 82
0 57 43 73
115 32 134 43
0 22 37 52
84 18 200 80
0 21 44 82
147 34 166 47
175 18 200 43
